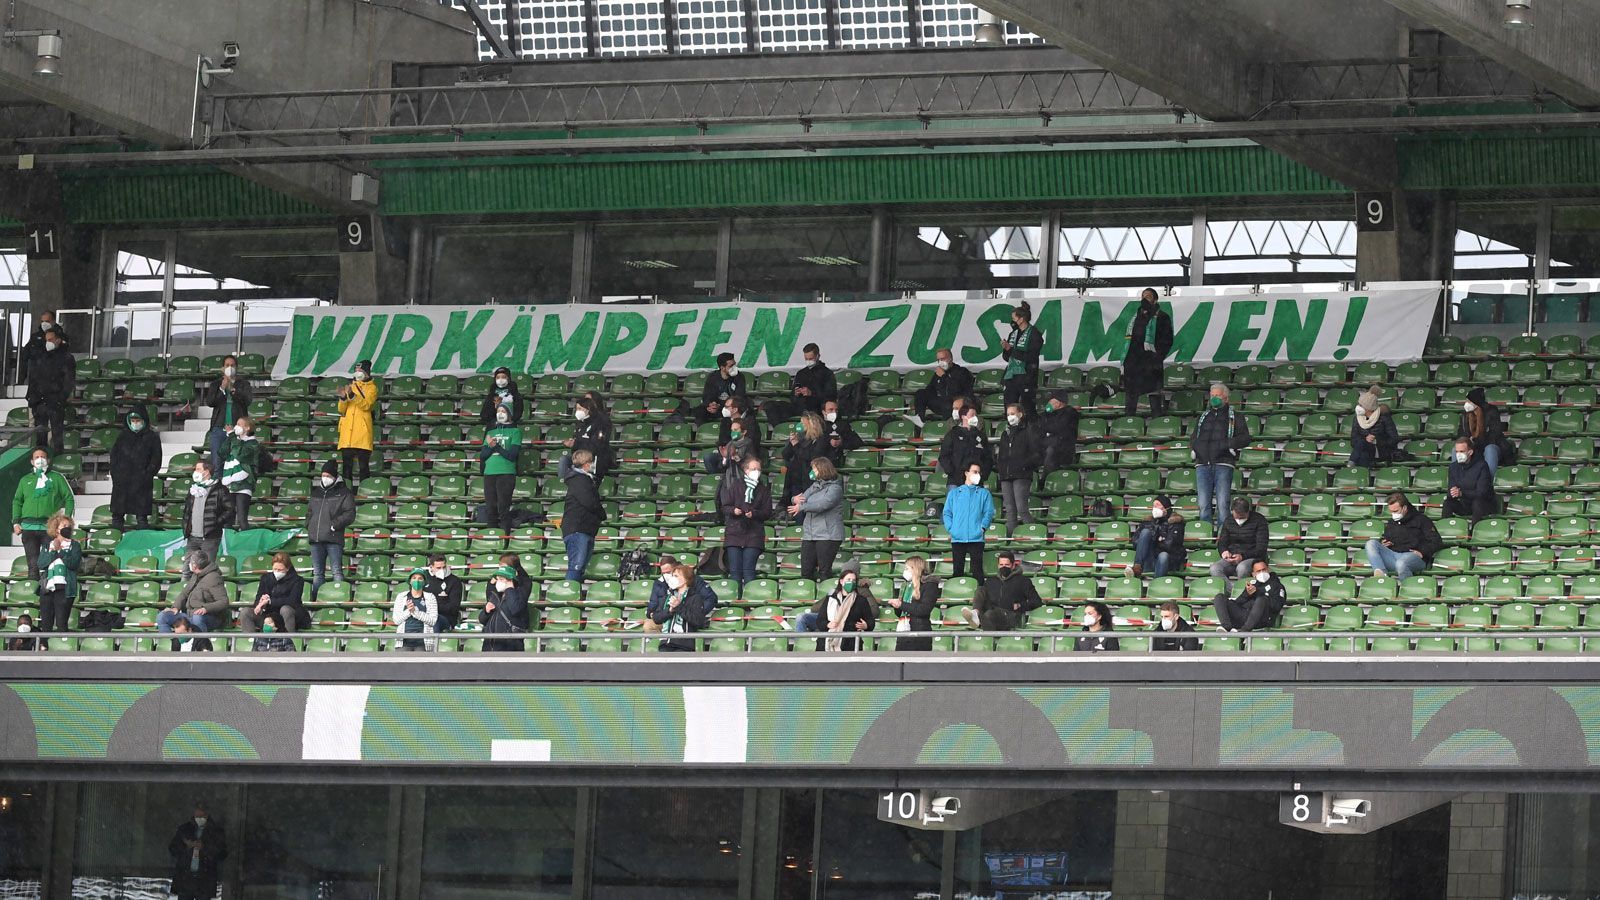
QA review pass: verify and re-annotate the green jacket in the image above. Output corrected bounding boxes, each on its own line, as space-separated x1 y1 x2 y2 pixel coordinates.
479 426 523 477
37 539 81 597
222 434 261 495
11 471 74 531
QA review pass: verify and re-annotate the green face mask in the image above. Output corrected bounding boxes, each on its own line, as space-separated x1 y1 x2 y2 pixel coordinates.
1209 396 1224 408
793 422 805 434
730 429 741 440
841 578 856 590
410 579 424 591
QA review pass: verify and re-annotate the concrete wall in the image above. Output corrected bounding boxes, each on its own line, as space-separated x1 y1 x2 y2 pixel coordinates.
1447 793 1507 900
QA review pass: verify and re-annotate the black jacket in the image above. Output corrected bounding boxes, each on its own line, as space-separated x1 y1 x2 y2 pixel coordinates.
25 345 75 407
719 474 773 548
791 362 837 408
1448 454 1494 502
168 818 227 896
1035 404 1080 468
923 364 974 410
182 482 231 541
890 577 940 651
203 377 253 430
822 418 864 465
480 584 529 651
479 387 524 426
1352 407 1402 461
1457 401 1512 457
1382 507 1444 564
973 571 1042 630
1002 325 1042 382
1075 632 1121 652
1124 303 1174 398
938 425 993 485
781 435 825 499
425 571 466 627
1216 511 1269 560
995 421 1040 481
1228 574 1289 621
306 480 357 544
561 470 605 537
1137 513 1188 570
1190 403 1251 466
1152 616 1200 651
109 404 162 512
572 415 614 479
651 578 715 651
702 370 748 408
253 569 310 629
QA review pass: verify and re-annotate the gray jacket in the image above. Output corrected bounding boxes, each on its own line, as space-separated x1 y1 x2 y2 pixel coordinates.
173 564 231 619
799 477 845 541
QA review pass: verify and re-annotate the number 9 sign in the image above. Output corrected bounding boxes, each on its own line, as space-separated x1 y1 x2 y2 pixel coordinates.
337 215 374 253
1354 192 1393 233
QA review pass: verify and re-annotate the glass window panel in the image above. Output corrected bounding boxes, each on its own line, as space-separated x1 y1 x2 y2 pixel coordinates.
755 0 829 51
807 789 947 899
592 222 720 299
431 226 574 303
953 791 1116 897
74 783 222 898
729 217 871 295
837 0 910 49
240 784 389 900
591 787 740 898
0 782 47 897
915 0 976 46
522 0 590 58
596 0 668 56
421 786 576 899
893 218 1040 291
674 0 749 53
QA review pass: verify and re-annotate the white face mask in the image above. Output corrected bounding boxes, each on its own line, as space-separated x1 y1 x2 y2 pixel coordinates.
224 366 237 377
721 406 732 419
935 360 949 371
354 371 370 381
1006 414 1020 426
1083 614 1098 627
272 570 286 580
1354 403 1366 415
1254 571 1270 584
432 567 448 578
805 358 819 368
32 459 47 472
965 417 978 429
494 580 511 593
575 409 589 421
1455 451 1469 463
194 817 207 828
726 366 739 378
233 425 248 437
1152 506 1165 518
130 420 145 432
824 411 837 423
966 472 981 486
1391 511 1405 521
951 409 962 421
495 377 509 389
902 570 915 583
1160 617 1175 631
1463 401 1476 413
44 341 58 352
193 471 206 483
1233 516 1246 526
666 576 683 590
320 475 335 488
496 412 511 424
744 469 760 482
16 623 29 633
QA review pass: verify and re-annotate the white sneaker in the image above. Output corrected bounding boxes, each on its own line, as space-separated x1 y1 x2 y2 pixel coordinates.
1216 626 1229 633
960 608 980 629
906 414 925 429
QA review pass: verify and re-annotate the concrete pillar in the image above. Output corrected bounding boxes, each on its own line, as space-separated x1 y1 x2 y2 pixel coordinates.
1447 793 1507 900
1356 190 1454 284
1110 790 1171 900
338 216 409 305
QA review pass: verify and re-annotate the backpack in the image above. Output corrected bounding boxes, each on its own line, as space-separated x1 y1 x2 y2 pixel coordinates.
1089 498 1116 518
618 547 652 582
837 380 869 419
257 448 279 475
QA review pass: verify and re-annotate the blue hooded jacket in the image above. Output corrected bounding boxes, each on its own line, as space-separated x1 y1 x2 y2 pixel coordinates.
942 484 995 543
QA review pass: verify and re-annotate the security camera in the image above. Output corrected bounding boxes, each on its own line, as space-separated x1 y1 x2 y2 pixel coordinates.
1328 798 1370 822
928 796 961 817
220 42 240 68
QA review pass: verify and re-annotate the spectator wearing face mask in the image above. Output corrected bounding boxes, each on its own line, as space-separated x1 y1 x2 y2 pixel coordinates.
790 457 845 580
1366 492 1442 582
1035 390 1081 485
1457 387 1512 477
912 347 974 424
800 560 877 651
791 343 837 414
560 449 606 581
335 359 378 486
995 404 1040 536
158 549 229 636
651 563 713 651
698 352 748 424
719 457 772 589
168 804 227 900
1123 288 1174 415
203 354 251 472
942 462 995 582
819 399 864 466
7 613 37 652
25 323 75 457
1442 437 1498 524
423 554 465 635
35 514 80 647
715 396 763 451
1151 600 1200 651
481 565 530 651
564 394 615 484
1131 494 1186 578
642 555 682 635
306 460 356 602
181 461 229 575
480 403 522 532
1349 385 1402 469
238 552 309 634
938 404 992 487
11 448 74 582
1210 497 1268 589
110 405 161 531
220 416 260 529
886 556 939 651
1190 383 1250 529
1000 302 1042 410
781 413 826 520
18 312 68 383
393 569 439 651
1212 560 1287 632
1074 601 1120 652
963 549 1041 631
706 408 761 481
478 367 524 427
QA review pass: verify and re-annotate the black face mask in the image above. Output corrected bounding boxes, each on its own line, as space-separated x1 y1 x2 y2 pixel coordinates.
996 565 1013 577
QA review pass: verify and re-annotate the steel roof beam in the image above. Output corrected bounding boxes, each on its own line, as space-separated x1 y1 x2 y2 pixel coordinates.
1381 0 1600 106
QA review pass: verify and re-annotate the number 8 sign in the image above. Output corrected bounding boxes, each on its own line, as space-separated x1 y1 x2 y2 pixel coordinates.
337 215 374 253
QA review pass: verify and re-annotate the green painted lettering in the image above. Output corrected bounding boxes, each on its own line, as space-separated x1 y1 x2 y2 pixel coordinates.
850 304 910 369
353 314 388 367
373 314 433 376
430 309 495 372
1066 301 1138 365
482 315 533 374
1257 298 1327 361
739 307 806 369
905 303 964 365
587 311 650 371
648 309 698 370
959 303 1015 365
1034 298 1063 363
529 312 599 374
1213 300 1268 363
688 307 741 370
1168 302 1212 363
286 314 363 376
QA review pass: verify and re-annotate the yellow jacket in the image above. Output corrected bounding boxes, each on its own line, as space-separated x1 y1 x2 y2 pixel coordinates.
337 379 379 451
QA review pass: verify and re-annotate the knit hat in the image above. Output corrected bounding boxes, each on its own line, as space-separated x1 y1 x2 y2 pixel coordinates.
1154 493 1174 512
493 366 512 378
837 559 861 578
1357 384 1383 413
321 459 340 477
189 549 211 569
1048 389 1073 406
355 359 373 373
493 565 518 580
1466 387 1488 406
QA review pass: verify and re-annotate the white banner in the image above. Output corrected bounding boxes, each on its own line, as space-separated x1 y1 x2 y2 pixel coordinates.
271 290 1438 379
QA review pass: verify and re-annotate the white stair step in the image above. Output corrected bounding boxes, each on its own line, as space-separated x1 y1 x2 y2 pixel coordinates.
0 546 24 566
83 479 113 495
0 398 27 413
73 494 102 513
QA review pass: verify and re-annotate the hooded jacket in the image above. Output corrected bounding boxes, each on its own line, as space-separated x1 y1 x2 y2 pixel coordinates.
1137 511 1188 569
1381 506 1444 563
173 563 231 620
561 467 605 537
478 382 524 427
996 418 1040 480
1124 301 1174 398
798 477 845 542
1352 404 1402 460
1190 402 1251 465
110 405 162 514
306 477 356 544
942 483 995 543
938 424 993 485
337 378 378 451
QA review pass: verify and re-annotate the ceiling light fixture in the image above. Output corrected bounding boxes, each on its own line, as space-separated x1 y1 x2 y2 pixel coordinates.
797 255 862 266
1504 0 1532 30
3 30 64 77
622 259 679 269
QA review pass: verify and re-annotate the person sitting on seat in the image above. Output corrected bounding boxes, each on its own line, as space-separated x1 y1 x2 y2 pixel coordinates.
1441 437 1498 524
697 352 748 424
1365 492 1443 581
1209 497 1268 589
1457 387 1512 477
1212 559 1286 633
963 549 1042 631
1131 494 1186 578
1034 390 1081 488
1349 385 1402 469
912 347 973 423
790 343 837 414
1151 600 1200 651
1074 601 1119 652
819 399 864 466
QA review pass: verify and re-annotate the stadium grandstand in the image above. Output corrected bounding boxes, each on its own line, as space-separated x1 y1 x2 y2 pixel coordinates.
1 0 1600 898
